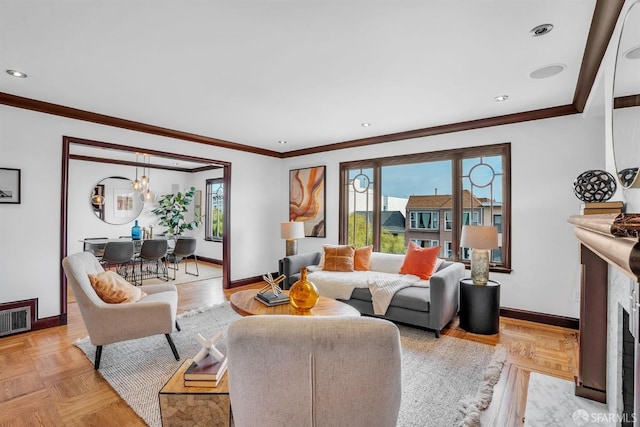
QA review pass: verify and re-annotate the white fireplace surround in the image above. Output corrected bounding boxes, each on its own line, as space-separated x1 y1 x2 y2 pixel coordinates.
568 213 640 419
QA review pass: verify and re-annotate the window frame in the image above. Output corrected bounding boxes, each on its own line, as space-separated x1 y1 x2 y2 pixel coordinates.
409 210 440 230
204 178 224 242
339 143 511 273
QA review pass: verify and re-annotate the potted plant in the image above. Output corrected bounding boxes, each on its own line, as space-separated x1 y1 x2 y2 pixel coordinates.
151 187 202 237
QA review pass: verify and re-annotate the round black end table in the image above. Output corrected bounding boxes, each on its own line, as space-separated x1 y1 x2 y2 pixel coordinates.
459 278 500 335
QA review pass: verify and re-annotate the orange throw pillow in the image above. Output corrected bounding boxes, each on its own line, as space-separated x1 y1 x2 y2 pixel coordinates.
399 242 441 280
88 271 147 304
354 245 373 271
323 245 356 272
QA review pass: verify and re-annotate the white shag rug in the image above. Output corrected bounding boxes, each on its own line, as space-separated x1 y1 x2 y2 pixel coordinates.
74 304 506 426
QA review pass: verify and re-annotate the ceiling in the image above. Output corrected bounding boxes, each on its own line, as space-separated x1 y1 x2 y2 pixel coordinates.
0 0 623 156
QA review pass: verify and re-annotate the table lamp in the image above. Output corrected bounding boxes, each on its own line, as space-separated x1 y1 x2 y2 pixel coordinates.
460 225 499 285
281 221 305 256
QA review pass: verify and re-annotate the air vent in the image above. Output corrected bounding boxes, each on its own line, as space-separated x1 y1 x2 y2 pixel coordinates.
0 306 31 336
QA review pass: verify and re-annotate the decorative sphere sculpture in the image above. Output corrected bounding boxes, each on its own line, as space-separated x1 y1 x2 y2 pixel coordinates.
572 170 617 202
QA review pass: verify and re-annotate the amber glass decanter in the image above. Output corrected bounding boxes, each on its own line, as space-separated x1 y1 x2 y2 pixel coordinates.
289 267 320 312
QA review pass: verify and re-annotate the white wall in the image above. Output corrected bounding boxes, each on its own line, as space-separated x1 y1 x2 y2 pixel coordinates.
283 113 604 318
0 104 281 319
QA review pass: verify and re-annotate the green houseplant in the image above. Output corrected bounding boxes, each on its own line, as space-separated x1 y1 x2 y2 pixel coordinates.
151 187 202 237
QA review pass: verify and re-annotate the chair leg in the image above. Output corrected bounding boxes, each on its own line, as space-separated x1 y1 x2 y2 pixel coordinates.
175 321 181 331
185 255 199 277
94 345 103 370
166 334 180 360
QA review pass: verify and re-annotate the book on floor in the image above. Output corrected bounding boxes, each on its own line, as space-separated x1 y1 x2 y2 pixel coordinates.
255 290 290 306
183 354 228 382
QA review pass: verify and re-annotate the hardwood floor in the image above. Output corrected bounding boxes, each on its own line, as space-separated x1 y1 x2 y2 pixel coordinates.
0 276 578 426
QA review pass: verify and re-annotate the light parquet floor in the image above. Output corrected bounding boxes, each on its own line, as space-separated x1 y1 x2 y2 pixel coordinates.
0 273 578 426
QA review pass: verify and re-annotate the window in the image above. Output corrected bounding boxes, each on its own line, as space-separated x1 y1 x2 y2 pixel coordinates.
493 214 502 233
205 178 224 241
444 241 452 258
340 143 510 271
411 239 439 248
410 211 439 230
462 211 480 226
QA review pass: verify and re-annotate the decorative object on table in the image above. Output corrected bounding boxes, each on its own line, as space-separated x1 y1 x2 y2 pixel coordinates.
289 165 326 237
289 267 320 311
193 332 224 364
151 186 202 238
0 167 21 204
572 169 617 202
183 353 228 387
281 221 305 256
131 220 142 240
618 167 639 189
460 225 499 285
580 200 624 215
255 273 290 306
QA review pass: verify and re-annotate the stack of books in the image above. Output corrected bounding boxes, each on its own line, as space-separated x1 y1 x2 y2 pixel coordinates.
183 353 228 387
255 290 290 306
581 201 624 215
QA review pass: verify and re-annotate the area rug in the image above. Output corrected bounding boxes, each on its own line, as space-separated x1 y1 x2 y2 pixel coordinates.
523 372 614 427
74 304 506 427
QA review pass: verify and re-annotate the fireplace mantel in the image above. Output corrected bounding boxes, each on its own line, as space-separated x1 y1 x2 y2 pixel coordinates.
568 213 640 412
568 213 640 281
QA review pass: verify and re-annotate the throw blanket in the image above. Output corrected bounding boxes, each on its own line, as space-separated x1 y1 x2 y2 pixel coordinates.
368 276 420 315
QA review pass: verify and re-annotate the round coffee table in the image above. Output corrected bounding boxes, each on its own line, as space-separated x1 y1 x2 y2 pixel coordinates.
230 289 360 317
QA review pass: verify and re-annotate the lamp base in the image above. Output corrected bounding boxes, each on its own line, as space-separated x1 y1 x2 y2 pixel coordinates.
470 248 490 285
285 239 298 257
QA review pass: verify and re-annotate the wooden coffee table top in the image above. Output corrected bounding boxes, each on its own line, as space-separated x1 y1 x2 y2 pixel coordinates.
230 289 360 317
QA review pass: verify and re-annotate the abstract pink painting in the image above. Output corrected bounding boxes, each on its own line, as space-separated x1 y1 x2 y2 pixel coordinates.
289 166 326 237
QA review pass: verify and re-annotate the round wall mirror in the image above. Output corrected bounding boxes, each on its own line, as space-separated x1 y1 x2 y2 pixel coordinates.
612 0 640 188
90 176 144 225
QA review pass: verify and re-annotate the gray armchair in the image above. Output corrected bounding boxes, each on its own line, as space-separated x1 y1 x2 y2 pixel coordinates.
227 315 402 427
62 251 180 369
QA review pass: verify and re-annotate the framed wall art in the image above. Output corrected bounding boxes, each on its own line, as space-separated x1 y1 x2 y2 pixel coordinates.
0 168 21 204
289 166 326 237
114 188 135 218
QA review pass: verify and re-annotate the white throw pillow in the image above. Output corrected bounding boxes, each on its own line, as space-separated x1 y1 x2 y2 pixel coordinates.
369 252 406 274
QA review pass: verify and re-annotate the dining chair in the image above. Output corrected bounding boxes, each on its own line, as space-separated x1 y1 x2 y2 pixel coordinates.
166 238 199 280
137 239 169 284
101 241 136 283
83 237 108 259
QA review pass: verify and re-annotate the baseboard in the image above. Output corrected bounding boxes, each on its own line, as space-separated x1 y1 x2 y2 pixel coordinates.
500 307 579 330
192 255 222 265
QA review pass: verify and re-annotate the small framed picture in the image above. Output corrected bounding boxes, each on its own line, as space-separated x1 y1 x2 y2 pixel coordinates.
0 168 21 204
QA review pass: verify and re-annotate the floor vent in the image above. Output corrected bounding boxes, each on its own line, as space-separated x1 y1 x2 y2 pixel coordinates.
0 306 31 336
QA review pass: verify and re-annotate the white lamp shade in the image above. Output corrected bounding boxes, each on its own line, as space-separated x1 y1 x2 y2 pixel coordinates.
460 225 499 249
281 221 305 239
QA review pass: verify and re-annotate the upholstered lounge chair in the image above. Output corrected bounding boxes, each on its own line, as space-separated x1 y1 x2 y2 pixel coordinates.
62 251 180 369
227 315 402 427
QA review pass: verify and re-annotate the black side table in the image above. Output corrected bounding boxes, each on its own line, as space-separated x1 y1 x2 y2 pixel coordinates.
459 278 501 335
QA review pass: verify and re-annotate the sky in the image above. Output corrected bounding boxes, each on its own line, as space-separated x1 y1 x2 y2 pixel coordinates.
377 156 503 202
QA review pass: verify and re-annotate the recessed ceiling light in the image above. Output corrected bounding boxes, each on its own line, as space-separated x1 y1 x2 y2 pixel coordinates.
278 140 287 144
530 24 553 37
625 45 640 60
529 64 566 79
6 69 27 78
361 123 372 127
494 95 509 102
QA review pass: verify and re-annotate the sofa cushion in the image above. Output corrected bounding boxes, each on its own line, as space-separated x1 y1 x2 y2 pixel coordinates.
399 243 442 280
354 245 373 271
351 286 430 312
323 245 355 272
369 252 405 274
88 270 147 304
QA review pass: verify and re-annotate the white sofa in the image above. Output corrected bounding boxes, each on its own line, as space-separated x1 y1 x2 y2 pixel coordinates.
280 251 465 337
